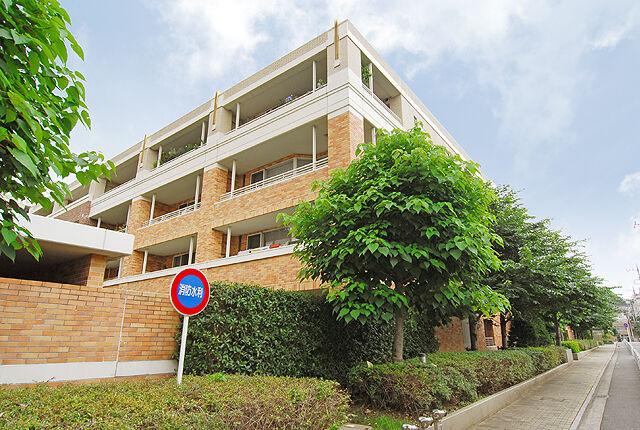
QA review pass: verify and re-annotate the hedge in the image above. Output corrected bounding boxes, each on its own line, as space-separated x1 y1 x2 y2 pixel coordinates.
562 339 598 353
180 282 439 383
0 374 349 429
349 346 567 413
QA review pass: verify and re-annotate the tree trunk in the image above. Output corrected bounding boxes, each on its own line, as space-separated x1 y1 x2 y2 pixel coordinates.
500 313 508 348
469 314 478 351
392 312 405 363
554 321 561 346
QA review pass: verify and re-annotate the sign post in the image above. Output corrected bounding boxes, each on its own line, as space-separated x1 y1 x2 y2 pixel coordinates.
625 322 632 342
170 268 210 385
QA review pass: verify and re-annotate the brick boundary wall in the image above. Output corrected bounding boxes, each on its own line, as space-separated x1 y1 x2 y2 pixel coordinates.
0 278 180 384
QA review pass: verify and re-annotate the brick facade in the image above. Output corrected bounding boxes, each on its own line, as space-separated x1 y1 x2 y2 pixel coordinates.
0 278 178 366
327 111 364 170
54 200 94 226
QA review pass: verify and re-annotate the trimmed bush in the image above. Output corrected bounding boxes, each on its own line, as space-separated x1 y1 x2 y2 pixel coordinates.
0 374 349 429
180 282 438 383
349 347 567 413
562 340 580 353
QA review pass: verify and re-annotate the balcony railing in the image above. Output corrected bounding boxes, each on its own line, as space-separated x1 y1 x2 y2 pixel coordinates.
141 202 201 228
231 84 327 133
102 177 136 198
362 84 401 123
219 156 328 201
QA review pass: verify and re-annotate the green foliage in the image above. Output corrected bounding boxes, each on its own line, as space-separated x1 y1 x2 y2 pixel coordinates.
561 341 580 354
159 141 201 165
487 186 619 345
349 347 566 413
508 317 553 347
281 126 508 361
180 282 438 384
362 64 371 86
0 0 113 261
574 339 598 351
0 374 349 429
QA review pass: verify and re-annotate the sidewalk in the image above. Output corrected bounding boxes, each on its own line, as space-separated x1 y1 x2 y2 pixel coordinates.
598 343 640 429
468 344 614 430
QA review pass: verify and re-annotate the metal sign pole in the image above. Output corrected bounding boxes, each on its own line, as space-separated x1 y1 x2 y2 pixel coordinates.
177 315 189 385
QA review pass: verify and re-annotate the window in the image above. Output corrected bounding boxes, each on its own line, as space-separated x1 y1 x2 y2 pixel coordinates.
178 200 195 210
172 252 196 267
247 233 262 249
251 170 264 184
263 227 291 246
266 160 293 178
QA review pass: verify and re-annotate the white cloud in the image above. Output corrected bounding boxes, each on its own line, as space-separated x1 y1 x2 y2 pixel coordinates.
142 0 640 149
620 172 640 193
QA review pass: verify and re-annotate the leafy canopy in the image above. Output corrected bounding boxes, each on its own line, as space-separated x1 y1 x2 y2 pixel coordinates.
0 0 114 261
282 126 508 328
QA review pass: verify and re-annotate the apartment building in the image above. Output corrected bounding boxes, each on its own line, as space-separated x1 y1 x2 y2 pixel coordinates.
30 20 468 292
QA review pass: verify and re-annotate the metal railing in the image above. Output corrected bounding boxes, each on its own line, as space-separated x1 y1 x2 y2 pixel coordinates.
141 202 201 228
362 83 401 123
219 157 328 201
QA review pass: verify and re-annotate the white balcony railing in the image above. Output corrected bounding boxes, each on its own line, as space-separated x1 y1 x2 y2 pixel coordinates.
219 156 328 201
230 84 327 133
141 202 201 228
362 84 401 123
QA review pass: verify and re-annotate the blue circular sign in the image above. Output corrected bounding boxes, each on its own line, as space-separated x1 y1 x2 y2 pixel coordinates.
170 268 210 316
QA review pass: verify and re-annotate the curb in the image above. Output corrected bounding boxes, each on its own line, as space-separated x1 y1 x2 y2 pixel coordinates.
623 341 640 371
568 345 615 430
441 359 571 430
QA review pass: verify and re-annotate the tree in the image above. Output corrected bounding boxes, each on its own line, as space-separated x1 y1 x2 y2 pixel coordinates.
0 0 113 261
281 126 508 362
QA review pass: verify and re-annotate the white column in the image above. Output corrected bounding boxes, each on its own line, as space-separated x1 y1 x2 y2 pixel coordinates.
225 227 231 258
117 258 123 278
194 175 201 205
312 60 317 91
149 194 156 222
230 160 237 195
312 125 317 168
200 121 206 145
188 237 194 264
157 146 162 168
96 217 101 228
125 202 131 232
142 250 148 274
368 63 373 91
371 127 376 144
235 102 240 130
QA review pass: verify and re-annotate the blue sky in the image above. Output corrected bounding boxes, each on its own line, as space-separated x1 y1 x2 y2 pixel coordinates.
61 1 640 298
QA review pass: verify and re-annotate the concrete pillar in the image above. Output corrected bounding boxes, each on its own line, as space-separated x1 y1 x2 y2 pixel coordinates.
188 237 194 264
230 160 237 195
225 227 231 258
312 60 317 91
200 121 206 145
157 146 163 168
88 178 106 199
96 217 101 228
371 126 376 144
195 175 201 205
368 63 373 91
142 250 148 274
312 125 317 167
235 102 240 130
149 194 156 222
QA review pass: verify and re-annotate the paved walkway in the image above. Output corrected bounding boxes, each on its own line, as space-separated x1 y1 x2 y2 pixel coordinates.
469 344 614 430
598 343 640 429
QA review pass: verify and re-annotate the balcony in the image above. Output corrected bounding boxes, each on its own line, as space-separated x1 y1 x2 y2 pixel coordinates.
362 83 401 123
141 202 201 228
219 156 328 201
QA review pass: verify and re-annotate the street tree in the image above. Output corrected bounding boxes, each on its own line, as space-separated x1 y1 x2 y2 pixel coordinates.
281 126 508 362
0 0 113 261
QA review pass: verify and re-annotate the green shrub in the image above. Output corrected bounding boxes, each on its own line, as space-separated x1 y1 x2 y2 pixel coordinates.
508 317 553 347
349 347 566 414
562 341 580 353
180 282 438 383
0 374 349 429
575 339 598 351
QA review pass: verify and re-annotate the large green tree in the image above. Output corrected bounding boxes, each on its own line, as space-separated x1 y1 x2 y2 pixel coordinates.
0 0 113 261
282 126 508 362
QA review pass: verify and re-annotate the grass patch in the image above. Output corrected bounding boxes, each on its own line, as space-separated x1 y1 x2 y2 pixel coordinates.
0 374 349 429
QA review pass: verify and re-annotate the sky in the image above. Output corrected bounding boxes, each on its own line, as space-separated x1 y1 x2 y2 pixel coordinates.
61 1 640 298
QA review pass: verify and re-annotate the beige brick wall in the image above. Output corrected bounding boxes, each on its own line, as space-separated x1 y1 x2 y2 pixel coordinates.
435 317 466 351
328 111 364 170
0 278 179 366
54 201 95 226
